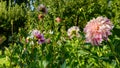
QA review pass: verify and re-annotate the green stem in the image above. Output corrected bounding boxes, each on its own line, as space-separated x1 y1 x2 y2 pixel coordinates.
107 40 119 65
40 44 44 68
10 47 13 68
11 20 13 44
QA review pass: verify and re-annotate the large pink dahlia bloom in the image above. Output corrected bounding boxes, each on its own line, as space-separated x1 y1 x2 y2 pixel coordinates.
84 16 113 45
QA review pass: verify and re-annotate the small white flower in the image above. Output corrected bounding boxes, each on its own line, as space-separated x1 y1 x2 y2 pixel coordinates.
49 30 54 34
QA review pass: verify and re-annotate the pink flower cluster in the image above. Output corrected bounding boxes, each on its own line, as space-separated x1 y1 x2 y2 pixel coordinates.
84 16 113 45
31 30 45 44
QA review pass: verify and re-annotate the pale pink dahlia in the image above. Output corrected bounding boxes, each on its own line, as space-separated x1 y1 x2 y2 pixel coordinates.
84 16 113 45
67 26 80 39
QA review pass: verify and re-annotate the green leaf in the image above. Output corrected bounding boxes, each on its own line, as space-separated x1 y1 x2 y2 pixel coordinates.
0 35 6 45
61 61 66 68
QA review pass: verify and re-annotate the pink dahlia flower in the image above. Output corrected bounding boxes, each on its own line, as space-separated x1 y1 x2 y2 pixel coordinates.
31 30 41 39
84 16 113 45
55 17 61 23
37 34 45 44
30 29 45 44
38 14 44 20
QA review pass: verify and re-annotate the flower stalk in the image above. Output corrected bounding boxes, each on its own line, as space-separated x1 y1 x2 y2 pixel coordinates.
107 40 119 65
